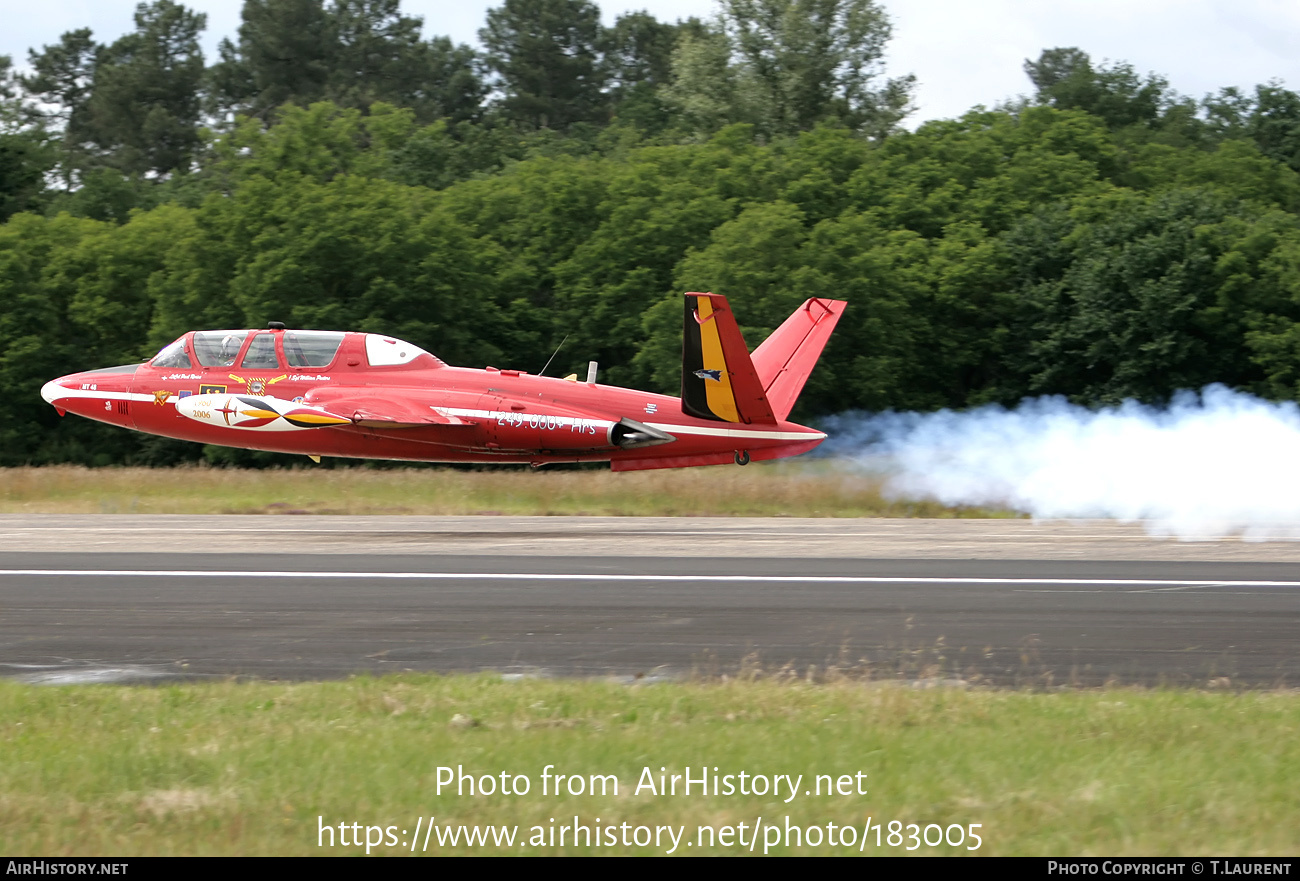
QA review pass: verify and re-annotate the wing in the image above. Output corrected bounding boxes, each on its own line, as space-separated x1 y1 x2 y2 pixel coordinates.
318 397 475 429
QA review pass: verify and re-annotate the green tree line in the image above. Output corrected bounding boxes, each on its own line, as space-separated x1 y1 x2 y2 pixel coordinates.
4 1 1300 465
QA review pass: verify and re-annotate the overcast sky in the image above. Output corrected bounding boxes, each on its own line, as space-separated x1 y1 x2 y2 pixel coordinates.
3 0 1298 125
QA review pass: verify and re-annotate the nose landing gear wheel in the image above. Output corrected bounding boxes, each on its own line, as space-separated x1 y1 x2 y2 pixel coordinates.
734 450 751 466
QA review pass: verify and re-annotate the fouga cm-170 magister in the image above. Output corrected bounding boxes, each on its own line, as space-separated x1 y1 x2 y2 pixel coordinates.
40 294 846 471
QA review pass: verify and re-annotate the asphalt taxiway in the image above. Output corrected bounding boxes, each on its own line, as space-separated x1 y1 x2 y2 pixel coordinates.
1 516 1298 686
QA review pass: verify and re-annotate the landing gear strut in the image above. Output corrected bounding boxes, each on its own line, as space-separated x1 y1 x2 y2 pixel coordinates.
734 450 751 466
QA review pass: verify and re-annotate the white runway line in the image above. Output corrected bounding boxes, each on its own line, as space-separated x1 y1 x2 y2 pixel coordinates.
1 570 1299 588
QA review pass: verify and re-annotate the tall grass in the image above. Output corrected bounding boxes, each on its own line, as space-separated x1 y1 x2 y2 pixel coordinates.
0 463 1015 517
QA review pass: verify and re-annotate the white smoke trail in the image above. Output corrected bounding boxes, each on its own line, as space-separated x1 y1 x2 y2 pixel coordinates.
819 385 1300 540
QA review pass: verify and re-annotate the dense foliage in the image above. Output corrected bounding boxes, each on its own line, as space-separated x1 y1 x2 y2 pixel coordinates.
4 1 1300 465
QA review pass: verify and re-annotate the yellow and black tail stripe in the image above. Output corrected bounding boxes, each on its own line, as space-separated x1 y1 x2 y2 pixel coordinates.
682 295 742 422
681 294 778 425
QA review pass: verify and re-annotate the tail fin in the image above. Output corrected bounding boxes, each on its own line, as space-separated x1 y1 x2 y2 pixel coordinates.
681 293 777 425
750 298 847 421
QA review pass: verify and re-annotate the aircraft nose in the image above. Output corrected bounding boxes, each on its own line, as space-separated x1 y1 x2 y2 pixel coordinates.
41 378 68 405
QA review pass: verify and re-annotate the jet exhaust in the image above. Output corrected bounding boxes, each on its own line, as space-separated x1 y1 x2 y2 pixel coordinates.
819 384 1300 540
610 417 676 450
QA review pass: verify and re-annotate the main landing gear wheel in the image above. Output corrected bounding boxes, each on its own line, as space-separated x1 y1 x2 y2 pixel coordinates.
734 450 751 466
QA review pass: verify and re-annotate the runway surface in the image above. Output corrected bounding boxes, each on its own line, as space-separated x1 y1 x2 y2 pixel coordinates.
2 516 1300 686
9 513 1300 560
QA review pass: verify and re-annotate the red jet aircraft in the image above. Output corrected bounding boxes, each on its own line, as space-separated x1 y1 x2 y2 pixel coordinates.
41 294 846 471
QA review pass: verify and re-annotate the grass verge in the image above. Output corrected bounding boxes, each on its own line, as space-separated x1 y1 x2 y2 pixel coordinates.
0 463 1015 517
1 675 1296 855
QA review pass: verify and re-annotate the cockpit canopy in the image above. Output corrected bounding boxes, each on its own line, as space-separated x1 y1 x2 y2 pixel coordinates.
150 330 441 370
150 337 194 369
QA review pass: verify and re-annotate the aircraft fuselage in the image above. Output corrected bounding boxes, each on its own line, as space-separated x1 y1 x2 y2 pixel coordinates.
42 332 824 471
41 296 846 471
